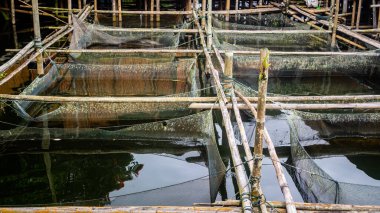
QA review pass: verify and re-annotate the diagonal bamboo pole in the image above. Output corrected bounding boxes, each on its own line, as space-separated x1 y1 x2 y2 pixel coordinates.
235 90 297 213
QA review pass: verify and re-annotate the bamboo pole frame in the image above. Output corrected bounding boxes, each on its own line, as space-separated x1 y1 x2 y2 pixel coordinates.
193 10 253 213
235 90 297 213
331 0 340 47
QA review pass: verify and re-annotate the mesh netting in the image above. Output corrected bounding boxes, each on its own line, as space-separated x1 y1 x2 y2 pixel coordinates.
69 15 187 62
286 112 380 205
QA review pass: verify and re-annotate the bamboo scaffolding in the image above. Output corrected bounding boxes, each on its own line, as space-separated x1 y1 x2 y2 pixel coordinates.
0 41 34 73
250 49 269 212
200 200 380 211
1 94 380 103
193 10 253 213
189 102 380 110
212 44 225 73
0 6 92 86
288 5 380 49
235 90 297 213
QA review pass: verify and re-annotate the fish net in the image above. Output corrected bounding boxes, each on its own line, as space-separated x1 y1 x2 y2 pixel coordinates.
69 15 188 62
0 111 226 205
286 112 380 205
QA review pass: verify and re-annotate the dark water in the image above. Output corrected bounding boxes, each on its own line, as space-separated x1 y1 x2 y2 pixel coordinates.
1 9 380 208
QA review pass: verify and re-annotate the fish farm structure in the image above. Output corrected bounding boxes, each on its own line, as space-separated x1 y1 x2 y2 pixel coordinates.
0 0 380 212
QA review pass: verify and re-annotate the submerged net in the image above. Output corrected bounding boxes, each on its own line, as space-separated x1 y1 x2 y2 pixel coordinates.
286 112 380 205
0 111 226 205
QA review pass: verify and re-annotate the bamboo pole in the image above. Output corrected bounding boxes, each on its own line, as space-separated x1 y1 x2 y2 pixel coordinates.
156 0 160 21
32 0 44 76
94 0 98 22
231 92 254 171
215 29 331 34
226 0 231 21
189 102 380 110
0 41 34 73
118 0 122 23
193 10 253 213
150 0 154 21
78 0 81 9
331 0 339 47
355 0 362 29
10 0 16 25
372 0 377 28
208 200 380 211
351 0 356 27
250 49 269 210
112 0 117 23
212 44 225 73
68 0 72 24
235 90 297 213
207 0 212 49
201 0 206 28
1 94 380 103
0 6 91 86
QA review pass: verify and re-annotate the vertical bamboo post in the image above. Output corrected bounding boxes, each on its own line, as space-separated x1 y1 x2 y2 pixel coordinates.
207 0 212 49
202 0 206 28
224 51 233 95
235 0 239 21
342 0 348 13
372 0 377 28
331 0 339 47
32 0 44 75
378 6 380 29
78 0 81 9
144 0 148 27
94 0 98 22
156 0 160 22
249 0 253 8
10 0 16 25
355 0 362 29
351 0 356 27
226 0 231 21
251 48 269 209
68 0 72 25
150 0 154 22
112 0 117 23
118 0 122 23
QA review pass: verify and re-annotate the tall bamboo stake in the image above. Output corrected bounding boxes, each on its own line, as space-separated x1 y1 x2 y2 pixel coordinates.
10 0 16 25
193 11 252 212
201 0 206 28
331 0 339 47
68 0 72 24
356 0 362 29
150 0 154 21
351 0 356 27
251 49 269 210
112 0 116 23
78 0 81 9
94 0 98 22
226 0 231 21
235 90 297 213
32 0 44 75
156 0 160 21
118 0 122 23
373 0 377 28
207 0 212 49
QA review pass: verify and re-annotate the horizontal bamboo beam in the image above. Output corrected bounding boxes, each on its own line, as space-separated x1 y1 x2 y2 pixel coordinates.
189 102 380 110
214 29 331 34
1 94 380 103
209 7 280 14
28 49 380 57
93 9 192 15
0 206 241 213
198 200 380 211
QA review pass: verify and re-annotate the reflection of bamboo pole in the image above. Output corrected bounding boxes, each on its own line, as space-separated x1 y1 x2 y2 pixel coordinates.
331 0 339 47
